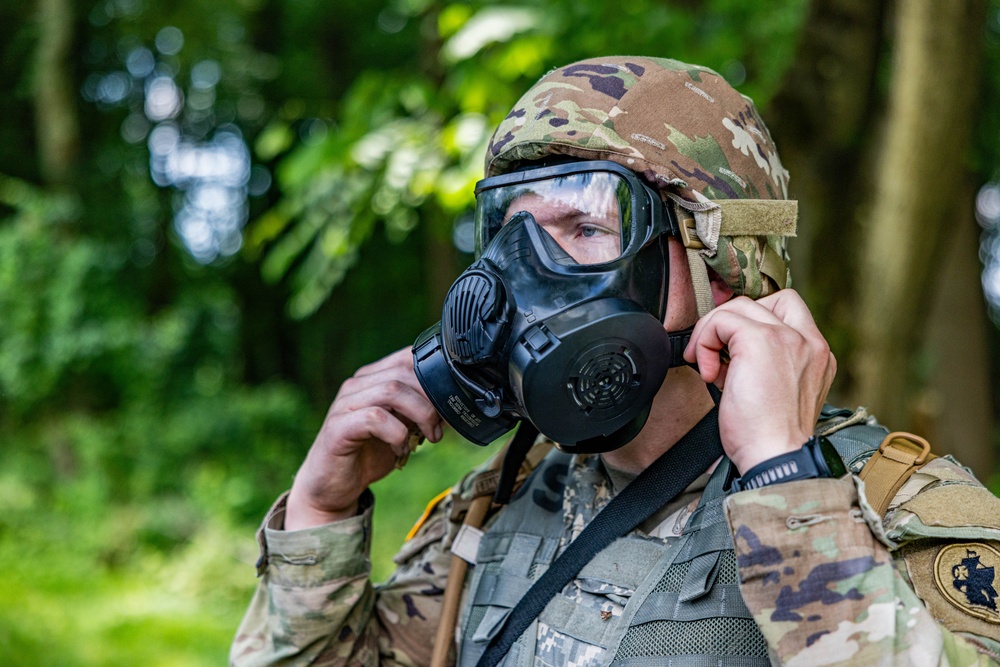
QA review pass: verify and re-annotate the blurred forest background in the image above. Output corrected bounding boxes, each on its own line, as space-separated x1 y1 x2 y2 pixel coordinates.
2 0 1000 663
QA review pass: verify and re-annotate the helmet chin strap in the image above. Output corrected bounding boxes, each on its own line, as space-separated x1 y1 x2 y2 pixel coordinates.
685 247 716 318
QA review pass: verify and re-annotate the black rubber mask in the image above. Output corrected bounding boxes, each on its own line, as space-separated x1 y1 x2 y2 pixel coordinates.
413 160 687 453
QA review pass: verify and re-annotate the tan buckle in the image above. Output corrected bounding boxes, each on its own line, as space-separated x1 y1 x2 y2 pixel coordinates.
879 431 932 466
677 210 705 250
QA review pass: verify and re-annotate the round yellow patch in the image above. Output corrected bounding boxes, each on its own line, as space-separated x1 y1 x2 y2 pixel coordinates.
934 542 1000 624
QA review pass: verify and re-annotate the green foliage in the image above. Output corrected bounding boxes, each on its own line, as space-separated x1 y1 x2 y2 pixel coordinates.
0 424 491 665
0 514 252 666
249 71 488 318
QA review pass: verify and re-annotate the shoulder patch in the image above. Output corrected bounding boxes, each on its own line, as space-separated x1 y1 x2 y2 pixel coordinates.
902 540 1000 641
934 543 1000 624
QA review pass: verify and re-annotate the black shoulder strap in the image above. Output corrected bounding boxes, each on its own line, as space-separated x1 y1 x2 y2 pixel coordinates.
475 403 724 667
492 421 541 505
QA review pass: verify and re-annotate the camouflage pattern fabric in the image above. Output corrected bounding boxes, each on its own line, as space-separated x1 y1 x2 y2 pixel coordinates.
485 56 792 298
230 451 705 667
232 450 1000 667
725 476 1000 665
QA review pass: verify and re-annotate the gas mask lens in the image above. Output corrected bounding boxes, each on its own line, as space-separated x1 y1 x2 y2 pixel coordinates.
475 171 634 265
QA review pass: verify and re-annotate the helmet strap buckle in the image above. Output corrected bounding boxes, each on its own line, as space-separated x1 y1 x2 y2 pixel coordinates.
677 209 706 250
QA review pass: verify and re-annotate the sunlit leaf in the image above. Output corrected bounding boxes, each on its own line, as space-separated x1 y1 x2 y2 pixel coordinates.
254 122 294 160
438 4 474 38
442 6 543 63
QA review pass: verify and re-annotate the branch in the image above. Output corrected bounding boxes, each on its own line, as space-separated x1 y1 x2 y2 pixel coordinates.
33 0 80 187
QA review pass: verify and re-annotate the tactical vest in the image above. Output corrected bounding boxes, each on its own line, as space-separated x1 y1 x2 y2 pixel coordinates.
457 406 887 667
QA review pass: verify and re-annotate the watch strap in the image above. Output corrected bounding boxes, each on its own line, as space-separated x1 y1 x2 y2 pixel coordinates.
732 436 841 492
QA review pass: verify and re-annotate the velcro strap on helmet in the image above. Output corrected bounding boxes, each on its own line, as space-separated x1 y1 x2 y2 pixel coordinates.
668 194 798 256
711 199 798 237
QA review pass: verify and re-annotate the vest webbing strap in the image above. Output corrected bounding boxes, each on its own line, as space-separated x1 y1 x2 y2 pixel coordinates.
430 439 511 667
476 403 724 667
858 431 937 516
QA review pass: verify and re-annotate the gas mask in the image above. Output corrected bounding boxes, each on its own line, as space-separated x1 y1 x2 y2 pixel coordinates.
413 160 693 457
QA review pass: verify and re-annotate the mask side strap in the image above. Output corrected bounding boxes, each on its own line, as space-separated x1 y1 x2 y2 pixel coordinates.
686 246 715 318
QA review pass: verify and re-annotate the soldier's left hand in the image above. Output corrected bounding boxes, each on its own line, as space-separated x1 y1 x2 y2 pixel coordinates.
683 290 836 474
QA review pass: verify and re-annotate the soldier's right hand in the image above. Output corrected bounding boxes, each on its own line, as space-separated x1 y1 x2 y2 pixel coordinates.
284 347 444 530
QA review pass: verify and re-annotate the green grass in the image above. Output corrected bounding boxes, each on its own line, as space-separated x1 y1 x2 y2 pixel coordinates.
0 433 494 665
0 522 249 665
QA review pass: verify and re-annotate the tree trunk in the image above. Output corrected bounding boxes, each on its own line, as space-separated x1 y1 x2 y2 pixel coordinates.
768 0 995 474
423 208 460 323
852 0 986 428
915 181 996 479
765 0 886 390
34 0 79 187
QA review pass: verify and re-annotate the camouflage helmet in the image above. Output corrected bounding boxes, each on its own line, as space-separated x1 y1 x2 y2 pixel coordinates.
484 56 796 305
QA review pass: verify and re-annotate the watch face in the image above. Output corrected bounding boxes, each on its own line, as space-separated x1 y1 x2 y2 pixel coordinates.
818 436 848 478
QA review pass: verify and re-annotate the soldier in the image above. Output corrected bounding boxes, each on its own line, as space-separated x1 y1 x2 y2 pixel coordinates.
231 57 1000 666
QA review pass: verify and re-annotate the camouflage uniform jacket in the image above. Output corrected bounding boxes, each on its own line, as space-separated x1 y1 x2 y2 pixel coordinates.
232 411 1000 666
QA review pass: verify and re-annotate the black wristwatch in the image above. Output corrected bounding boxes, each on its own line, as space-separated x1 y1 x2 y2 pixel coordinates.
731 435 848 492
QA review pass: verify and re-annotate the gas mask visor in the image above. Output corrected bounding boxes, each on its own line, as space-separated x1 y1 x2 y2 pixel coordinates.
474 161 659 265
414 160 679 456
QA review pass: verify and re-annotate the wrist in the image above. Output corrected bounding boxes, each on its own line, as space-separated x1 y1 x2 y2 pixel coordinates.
731 435 847 492
729 434 806 475
285 487 362 530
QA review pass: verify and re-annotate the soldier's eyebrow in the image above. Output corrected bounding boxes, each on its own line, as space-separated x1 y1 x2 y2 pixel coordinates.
536 209 591 227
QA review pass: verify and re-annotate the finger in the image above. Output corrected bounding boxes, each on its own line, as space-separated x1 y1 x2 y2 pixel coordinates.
331 406 413 458
756 291 833 382
334 380 442 442
683 294 821 368
338 363 429 403
753 290 823 339
683 309 732 382
685 310 775 383
683 297 779 364
702 295 786 327
354 347 415 378
714 361 730 391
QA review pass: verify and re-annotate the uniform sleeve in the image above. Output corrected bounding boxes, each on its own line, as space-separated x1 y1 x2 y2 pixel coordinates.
724 476 1000 666
230 487 458 667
